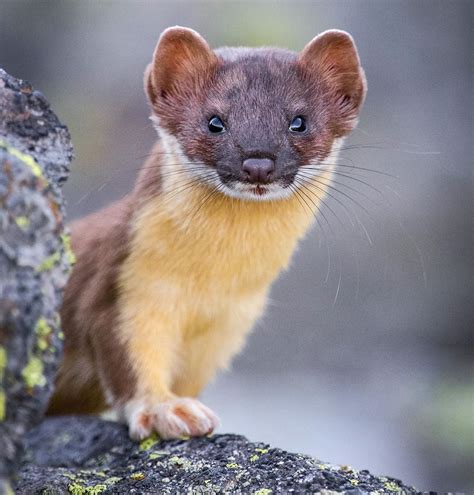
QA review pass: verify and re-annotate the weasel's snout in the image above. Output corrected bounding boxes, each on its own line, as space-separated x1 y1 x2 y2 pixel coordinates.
242 158 275 184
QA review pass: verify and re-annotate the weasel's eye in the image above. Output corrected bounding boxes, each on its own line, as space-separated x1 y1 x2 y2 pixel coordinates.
289 116 307 133
208 116 226 133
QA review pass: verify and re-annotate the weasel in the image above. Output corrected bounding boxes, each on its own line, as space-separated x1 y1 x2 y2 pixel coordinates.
47 27 366 440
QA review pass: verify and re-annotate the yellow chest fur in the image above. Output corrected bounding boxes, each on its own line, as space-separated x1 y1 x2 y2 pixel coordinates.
116 162 331 399
122 178 325 301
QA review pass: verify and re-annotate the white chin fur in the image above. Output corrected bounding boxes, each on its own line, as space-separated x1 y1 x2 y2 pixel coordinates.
218 182 295 202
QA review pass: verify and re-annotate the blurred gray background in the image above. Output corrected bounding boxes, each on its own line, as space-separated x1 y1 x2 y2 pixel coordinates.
1 0 472 492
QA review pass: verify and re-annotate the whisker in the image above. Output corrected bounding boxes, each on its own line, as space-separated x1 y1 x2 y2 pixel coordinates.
290 182 327 237
297 174 356 228
332 270 342 307
183 181 224 233
298 174 374 246
293 178 335 235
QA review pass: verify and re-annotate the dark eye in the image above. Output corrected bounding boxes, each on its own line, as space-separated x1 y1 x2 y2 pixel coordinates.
289 116 307 133
208 116 226 133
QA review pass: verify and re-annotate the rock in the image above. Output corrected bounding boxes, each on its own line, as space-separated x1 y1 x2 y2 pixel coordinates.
15 416 419 494
0 68 74 490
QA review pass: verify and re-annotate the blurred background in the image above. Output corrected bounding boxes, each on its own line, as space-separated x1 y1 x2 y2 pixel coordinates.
1 0 472 492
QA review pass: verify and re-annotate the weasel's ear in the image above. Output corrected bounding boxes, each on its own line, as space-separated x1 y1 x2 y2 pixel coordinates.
145 26 218 106
299 30 367 128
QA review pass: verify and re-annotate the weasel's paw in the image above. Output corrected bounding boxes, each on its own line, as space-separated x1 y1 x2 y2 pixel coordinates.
126 397 220 440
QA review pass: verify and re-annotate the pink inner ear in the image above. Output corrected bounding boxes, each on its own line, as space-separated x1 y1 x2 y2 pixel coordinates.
146 28 218 106
299 31 366 120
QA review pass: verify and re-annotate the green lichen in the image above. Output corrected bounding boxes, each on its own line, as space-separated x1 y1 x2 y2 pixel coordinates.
148 451 166 460
68 483 107 495
255 448 268 454
104 477 121 485
0 140 43 178
61 232 76 265
384 481 402 493
249 454 259 462
226 462 239 469
63 473 77 481
15 215 30 229
21 356 46 388
68 483 85 495
169 456 186 466
0 346 6 375
37 251 61 272
254 489 272 495
35 317 53 351
139 432 159 451
0 392 5 421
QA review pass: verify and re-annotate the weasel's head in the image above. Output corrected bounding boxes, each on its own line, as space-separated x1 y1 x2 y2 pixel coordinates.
145 27 366 201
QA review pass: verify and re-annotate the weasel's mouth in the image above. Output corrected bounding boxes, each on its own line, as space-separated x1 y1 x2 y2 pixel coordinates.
250 185 268 196
217 180 294 201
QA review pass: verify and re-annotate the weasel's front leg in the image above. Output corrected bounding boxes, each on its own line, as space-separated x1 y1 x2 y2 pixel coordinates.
115 306 219 440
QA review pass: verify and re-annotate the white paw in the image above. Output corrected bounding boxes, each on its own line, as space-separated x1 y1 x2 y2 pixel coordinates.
125 397 220 441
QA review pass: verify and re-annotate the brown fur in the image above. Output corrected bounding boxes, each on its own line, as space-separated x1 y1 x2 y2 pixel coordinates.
48 198 136 413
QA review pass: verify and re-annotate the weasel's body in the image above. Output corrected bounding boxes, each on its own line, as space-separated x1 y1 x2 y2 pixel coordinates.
48 27 366 439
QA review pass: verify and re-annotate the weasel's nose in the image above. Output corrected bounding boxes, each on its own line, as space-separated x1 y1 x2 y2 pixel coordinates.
242 158 275 184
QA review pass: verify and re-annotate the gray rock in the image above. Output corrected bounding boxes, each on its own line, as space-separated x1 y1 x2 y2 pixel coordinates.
15 417 419 494
0 68 73 490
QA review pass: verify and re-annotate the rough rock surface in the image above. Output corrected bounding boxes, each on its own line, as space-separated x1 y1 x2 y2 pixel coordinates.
15 417 419 494
0 68 74 491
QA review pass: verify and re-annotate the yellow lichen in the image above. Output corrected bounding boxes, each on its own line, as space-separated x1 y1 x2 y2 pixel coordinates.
384 481 402 492
0 391 6 421
249 454 259 462
37 251 61 272
226 462 239 469
139 432 159 451
68 483 86 495
149 452 165 460
254 489 272 495
21 356 46 388
170 456 181 463
0 140 43 178
67 483 107 495
104 477 121 485
61 232 76 265
255 448 268 454
35 317 52 351
15 216 30 229
0 346 6 375
130 472 145 481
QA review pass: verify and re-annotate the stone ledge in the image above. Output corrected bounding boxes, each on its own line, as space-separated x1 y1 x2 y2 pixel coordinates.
15 416 419 494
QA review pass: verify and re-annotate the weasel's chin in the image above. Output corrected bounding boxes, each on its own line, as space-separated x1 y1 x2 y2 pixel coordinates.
219 181 294 201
